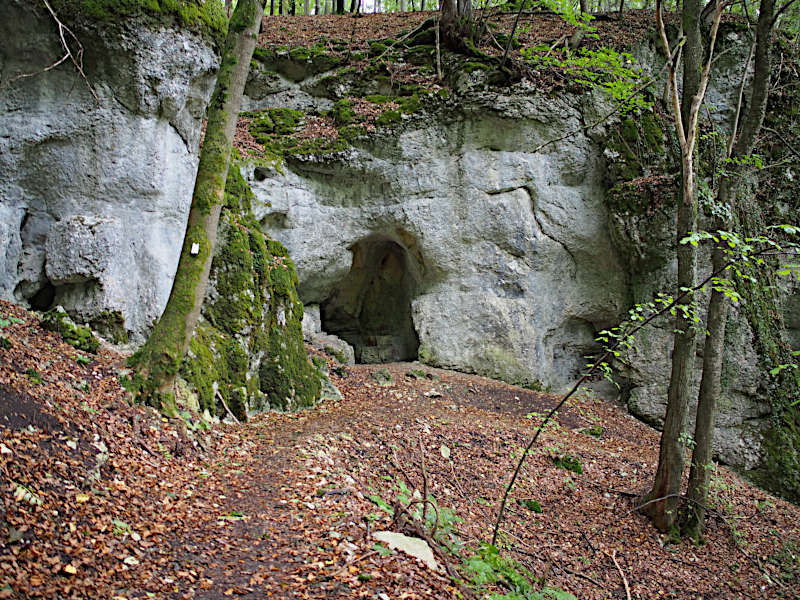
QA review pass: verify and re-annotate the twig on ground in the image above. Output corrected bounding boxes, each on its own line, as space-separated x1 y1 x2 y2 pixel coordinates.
215 390 241 425
610 550 632 600
505 530 608 591
449 460 468 499
389 444 416 489
419 435 429 526
333 550 378 576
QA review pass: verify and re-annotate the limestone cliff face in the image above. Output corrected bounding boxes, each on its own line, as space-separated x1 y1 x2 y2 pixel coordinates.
238 39 796 476
0 0 218 343
0 5 797 484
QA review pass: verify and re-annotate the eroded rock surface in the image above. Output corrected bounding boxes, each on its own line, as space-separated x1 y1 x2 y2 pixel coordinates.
239 45 797 476
0 0 218 342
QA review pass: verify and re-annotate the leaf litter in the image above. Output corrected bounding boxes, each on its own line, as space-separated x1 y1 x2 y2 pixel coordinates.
1 297 799 598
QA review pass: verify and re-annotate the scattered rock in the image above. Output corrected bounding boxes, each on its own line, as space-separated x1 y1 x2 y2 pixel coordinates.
372 531 441 572
371 368 394 387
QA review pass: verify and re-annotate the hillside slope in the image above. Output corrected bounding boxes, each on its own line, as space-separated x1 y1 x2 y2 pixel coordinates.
2 300 799 599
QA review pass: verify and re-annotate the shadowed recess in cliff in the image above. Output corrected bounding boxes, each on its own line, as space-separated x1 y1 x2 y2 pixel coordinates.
321 232 424 363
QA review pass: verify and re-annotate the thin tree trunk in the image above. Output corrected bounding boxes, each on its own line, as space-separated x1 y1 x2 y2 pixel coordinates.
314 0 319 14
226 0 233 18
401 0 407 10
128 0 266 414
580 0 588 13
643 0 724 533
685 0 774 539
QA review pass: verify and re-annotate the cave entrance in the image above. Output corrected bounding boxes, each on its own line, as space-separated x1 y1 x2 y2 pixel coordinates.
322 234 421 363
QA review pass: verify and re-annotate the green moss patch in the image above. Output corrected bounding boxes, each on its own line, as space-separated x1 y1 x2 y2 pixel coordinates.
90 310 129 344
604 111 669 188
42 307 100 354
48 0 227 46
179 162 321 419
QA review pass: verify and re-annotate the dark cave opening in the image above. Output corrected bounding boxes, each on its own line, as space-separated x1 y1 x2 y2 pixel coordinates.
28 282 56 311
321 234 421 363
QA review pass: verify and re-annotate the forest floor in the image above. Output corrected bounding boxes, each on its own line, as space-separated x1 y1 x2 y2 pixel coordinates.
2 300 800 599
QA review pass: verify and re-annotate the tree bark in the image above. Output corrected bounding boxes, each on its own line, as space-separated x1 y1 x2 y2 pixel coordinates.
643 0 715 533
440 0 472 50
128 0 266 414
336 0 345 14
685 0 774 539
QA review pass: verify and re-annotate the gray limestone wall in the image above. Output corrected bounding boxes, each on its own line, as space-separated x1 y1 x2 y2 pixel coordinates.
0 0 218 343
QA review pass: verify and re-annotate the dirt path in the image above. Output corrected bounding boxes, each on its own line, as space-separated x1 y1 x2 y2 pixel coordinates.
151 362 800 599
2 301 799 600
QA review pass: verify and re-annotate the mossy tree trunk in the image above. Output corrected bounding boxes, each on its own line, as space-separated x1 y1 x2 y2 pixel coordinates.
129 0 267 414
440 0 473 51
642 0 725 533
685 0 775 540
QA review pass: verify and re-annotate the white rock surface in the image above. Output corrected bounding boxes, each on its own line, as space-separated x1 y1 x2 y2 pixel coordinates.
0 0 218 342
249 92 627 391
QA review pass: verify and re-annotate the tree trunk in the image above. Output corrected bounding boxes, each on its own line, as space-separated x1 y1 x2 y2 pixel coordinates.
643 0 705 533
440 0 471 50
580 0 588 14
401 0 407 11
128 0 266 414
685 0 774 539
226 0 233 18
336 0 344 13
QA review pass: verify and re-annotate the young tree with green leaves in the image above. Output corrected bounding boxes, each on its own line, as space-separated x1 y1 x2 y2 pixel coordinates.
685 0 778 539
129 0 268 414
641 0 726 533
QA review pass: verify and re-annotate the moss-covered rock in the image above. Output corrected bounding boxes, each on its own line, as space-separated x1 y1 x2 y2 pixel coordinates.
328 99 356 126
179 162 321 419
42 306 100 353
48 0 227 46
604 111 669 190
90 310 129 344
